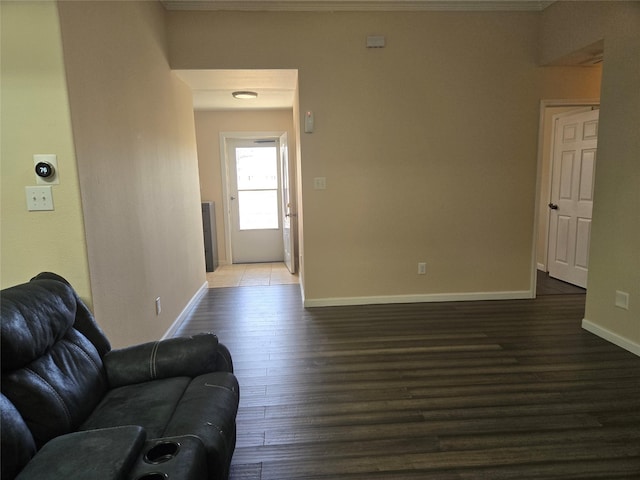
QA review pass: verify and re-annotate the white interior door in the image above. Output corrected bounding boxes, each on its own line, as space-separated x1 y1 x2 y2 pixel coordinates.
547 109 599 288
228 139 284 263
280 133 296 273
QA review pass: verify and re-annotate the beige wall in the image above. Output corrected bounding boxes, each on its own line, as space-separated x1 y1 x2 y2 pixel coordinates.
539 1 608 66
57 1 206 347
6 1 633 353
169 10 608 304
0 1 92 301
539 65 602 99
194 109 296 265
541 2 640 354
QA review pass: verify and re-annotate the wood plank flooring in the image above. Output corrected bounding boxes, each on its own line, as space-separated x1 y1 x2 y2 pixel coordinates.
175 286 640 479
536 271 586 296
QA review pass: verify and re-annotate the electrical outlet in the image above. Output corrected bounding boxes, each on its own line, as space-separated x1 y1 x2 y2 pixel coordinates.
155 297 162 315
25 186 54 211
418 262 426 275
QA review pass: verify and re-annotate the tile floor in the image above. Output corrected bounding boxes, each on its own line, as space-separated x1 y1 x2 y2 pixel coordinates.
206 262 299 288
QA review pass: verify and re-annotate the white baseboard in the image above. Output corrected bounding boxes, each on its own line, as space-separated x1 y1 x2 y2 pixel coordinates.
161 281 208 340
537 263 546 272
304 290 533 308
582 318 640 357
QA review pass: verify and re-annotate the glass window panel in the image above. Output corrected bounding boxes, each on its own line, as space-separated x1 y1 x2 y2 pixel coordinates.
236 147 278 190
238 190 279 230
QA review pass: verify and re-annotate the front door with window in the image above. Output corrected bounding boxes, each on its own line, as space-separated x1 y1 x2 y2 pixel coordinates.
228 139 284 263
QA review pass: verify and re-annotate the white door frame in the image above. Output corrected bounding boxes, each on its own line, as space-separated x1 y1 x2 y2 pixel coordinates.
219 131 289 264
531 99 599 296
279 132 296 273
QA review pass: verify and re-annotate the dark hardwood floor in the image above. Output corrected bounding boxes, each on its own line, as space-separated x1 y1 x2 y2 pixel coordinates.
175 284 640 479
536 271 586 296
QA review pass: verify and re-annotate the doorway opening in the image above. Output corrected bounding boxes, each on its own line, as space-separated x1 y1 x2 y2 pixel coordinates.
533 100 599 296
173 68 302 282
220 132 296 273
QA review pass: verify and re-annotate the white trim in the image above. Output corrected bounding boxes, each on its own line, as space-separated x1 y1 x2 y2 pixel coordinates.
304 290 533 308
162 1 554 12
582 318 640 357
219 133 232 264
161 281 209 339
537 263 546 272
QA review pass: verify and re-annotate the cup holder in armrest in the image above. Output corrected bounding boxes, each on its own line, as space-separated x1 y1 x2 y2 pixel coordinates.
144 441 180 464
129 436 206 480
135 474 167 480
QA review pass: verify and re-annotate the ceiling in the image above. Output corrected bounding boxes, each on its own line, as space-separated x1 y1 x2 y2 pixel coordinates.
169 1 554 111
174 69 298 111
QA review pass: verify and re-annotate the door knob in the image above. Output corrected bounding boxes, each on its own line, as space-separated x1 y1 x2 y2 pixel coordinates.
230 196 237 201
285 213 297 218
548 203 559 210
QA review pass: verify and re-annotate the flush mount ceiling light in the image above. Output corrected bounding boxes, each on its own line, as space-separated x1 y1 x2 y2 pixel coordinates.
232 91 258 99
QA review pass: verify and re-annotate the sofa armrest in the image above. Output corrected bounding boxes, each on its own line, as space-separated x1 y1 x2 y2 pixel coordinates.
128 435 208 480
16 426 145 480
104 333 220 388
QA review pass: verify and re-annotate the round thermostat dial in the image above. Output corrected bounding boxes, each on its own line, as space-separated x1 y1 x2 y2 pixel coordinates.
35 162 55 178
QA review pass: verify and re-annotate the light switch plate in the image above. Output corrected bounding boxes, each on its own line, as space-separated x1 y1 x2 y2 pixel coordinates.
26 186 54 211
313 177 327 190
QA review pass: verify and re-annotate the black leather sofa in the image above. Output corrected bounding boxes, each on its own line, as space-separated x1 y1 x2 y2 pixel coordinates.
1 273 239 480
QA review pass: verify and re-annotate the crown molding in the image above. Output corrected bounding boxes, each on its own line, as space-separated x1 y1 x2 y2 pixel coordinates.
161 0 555 12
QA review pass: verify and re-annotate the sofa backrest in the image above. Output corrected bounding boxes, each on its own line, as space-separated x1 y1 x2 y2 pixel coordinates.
31 272 111 356
0 393 37 480
1 278 109 448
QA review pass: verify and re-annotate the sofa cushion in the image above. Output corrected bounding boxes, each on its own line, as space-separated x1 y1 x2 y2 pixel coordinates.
2 328 108 447
1 393 36 479
80 376 191 438
1 280 77 371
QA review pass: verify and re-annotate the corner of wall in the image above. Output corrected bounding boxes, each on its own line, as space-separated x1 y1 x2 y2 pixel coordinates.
0 0 92 302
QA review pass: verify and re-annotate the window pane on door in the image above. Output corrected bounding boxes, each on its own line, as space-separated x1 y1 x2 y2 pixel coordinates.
236 147 278 190
238 190 279 230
